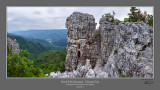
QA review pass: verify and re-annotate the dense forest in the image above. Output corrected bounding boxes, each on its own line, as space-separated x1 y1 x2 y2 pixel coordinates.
7 7 153 77
7 49 66 77
7 32 67 77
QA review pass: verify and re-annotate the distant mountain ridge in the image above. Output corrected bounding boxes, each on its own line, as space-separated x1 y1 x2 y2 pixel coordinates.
7 34 66 58
7 34 50 55
8 29 67 47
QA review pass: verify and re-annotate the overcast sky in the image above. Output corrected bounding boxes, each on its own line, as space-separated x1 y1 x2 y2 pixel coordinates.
7 6 153 32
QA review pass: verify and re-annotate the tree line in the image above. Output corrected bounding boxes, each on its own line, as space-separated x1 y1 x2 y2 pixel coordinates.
105 7 153 26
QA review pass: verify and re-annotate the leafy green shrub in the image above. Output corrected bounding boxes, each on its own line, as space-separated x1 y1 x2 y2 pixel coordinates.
20 49 29 58
118 69 121 74
146 15 153 27
138 58 142 62
106 17 109 21
124 18 130 22
8 47 12 56
105 12 121 24
105 13 114 22
70 50 73 54
113 49 117 55
126 73 129 77
7 50 44 77
120 32 122 36
111 17 114 22
102 62 106 67
115 19 121 25
120 74 126 77
115 65 118 69
117 68 128 78
117 69 127 77
142 74 145 77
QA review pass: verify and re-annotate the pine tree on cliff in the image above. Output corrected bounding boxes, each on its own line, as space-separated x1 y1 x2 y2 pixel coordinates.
128 7 139 22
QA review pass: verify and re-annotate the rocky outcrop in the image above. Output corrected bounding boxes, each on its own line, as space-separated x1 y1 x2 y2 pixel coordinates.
104 22 153 78
65 12 98 71
46 59 108 78
46 59 94 78
47 12 153 78
7 37 20 55
98 15 117 68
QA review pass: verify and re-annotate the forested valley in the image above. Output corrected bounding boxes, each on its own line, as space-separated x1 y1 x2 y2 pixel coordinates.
7 30 67 77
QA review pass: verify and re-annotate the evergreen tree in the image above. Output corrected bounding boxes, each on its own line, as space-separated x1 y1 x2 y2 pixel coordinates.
124 7 153 27
146 14 153 26
128 7 139 22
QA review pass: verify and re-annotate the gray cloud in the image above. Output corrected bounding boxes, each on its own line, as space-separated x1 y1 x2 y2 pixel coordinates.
7 7 153 32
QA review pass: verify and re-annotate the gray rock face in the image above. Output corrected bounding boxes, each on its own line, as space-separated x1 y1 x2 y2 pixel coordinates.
96 71 108 78
47 12 153 78
99 15 117 65
46 59 99 78
65 12 98 71
103 22 153 78
7 37 20 55
86 69 95 78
